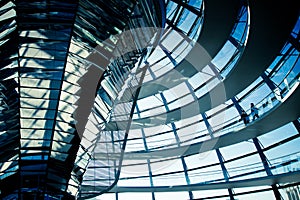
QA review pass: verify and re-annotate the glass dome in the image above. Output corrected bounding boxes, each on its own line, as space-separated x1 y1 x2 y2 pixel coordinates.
0 0 299 199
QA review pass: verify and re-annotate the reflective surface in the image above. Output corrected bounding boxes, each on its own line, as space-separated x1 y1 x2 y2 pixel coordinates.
0 0 299 200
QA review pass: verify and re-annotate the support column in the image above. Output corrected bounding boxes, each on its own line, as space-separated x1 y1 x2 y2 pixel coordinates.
232 96 249 124
253 137 282 200
261 72 282 101
159 43 178 66
231 96 244 115
160 93 193 200
208 62 223 80
288 35 300 52
292 119 300 134
136 104 156 200
216 149 235 200
201 113 214 138
202 112 235 200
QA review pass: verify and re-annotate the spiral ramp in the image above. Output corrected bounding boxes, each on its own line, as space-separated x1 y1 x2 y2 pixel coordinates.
0 0 299 200
89 0 300 200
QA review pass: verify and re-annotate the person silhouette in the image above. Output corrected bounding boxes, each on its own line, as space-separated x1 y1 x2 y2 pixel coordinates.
240 109 249 124
250 103 259 121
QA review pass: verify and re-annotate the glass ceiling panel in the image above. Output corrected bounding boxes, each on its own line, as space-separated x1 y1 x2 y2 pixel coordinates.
188 0 202 8
168 93 195 110
20 40 69 50
60 91 78 104
146 46 167 64
118 193 153 200
211 41 237 70
54 121 75 133
0 23 16 40
20 88 59 99
176 122 204 140
65 59 87 74
173 40 193 63
165 0 177 16
153 172 187 186
161 30 184 52
145 132 175 150
189 164 224 183
57 101 77 114
142 0 204 82
50 151 68 162
155 192 190 200
195 190 233 199
265 140 300 173
0 8 15 21
137 95 164 111
20 118 54 129
19 58 65 70
52 141 72 152
20 129 52 140
56 112 76 124
19 29 71 41
135 2 250 116
20 139 51 148
258 122 299 149
20 98 57 109
19 70 64 80
139 106 166 119
19 77 61 89
21 111 55 123
177 9 198 33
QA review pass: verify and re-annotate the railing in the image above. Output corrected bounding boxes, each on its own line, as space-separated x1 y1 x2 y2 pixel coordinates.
121 73 299 151
109 2 250 120
101 29 300 152
88 151 300 187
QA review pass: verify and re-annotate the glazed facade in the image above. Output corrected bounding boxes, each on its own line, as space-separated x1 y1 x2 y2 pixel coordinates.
0 0 299 199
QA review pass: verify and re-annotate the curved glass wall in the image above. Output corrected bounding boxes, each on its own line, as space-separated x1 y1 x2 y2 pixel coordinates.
99 15 299 153
108 1 250 127
96 119 300 199
93 14 300 200
0 0 163 199
142 0 205 82
78 0 166 198
0 0 299 200
135 0 250 102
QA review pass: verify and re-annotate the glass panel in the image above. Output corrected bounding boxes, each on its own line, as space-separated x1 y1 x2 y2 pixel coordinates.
21 139 51 148
20 78 61 89
152 171 187 186
258 123 298 147
20 88 59 99
19 58 65 70
188 163 223 183
235 188 275 200
20 118 54 129
220 141 256 161
20 129 52 140
155 192 190 200
20 108 56 119
50 151 68 161
118 193 152 200
20 98 58 109
52 141 72 152
150 158 184 175
225 153 266 181
53 131 74 143
193 189 230 199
